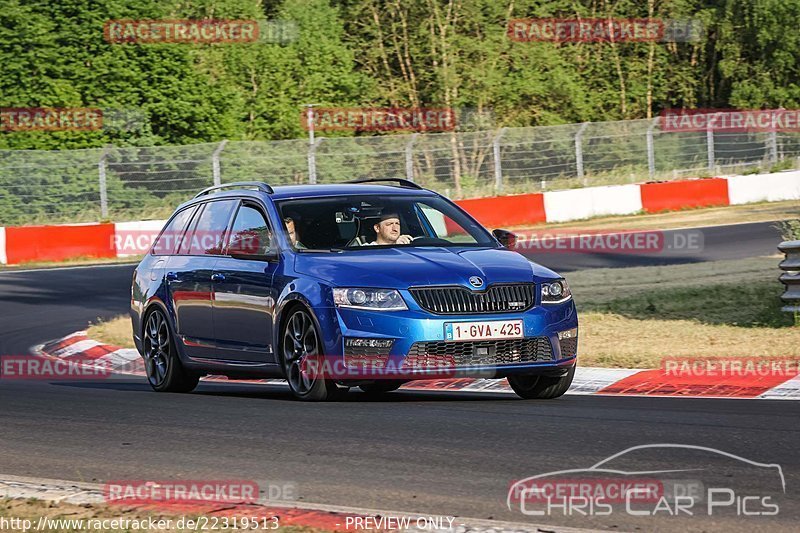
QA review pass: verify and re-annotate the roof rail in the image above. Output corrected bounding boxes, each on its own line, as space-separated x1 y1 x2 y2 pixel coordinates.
346 178 423 190
194 181 274 199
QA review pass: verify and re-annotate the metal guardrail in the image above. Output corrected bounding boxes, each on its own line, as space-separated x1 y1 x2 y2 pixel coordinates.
778 240 800 313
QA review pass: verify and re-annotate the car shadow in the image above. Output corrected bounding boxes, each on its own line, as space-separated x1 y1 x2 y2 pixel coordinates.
48 379 518 402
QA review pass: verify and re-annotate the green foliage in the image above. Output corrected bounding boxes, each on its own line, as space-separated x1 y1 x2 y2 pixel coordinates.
3 0 799 149
712 0 800 108
776 219 800 241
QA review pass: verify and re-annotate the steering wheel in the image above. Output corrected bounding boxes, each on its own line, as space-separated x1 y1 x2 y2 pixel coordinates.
409 236 450 246
345 236 366 247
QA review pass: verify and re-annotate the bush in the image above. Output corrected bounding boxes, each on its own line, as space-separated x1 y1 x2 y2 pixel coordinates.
777 219 800 242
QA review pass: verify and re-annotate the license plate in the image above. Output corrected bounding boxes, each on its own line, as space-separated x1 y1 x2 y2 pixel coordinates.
444 320 523 342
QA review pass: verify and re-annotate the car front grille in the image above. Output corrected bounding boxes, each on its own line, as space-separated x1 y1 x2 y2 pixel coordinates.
559 336 578 359
404 337 553 368
410 284 537 315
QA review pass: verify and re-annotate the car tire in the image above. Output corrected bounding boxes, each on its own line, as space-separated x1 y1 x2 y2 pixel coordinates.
143 308 200 393
507 365 575 400
359 380 404 395
280 307 348 401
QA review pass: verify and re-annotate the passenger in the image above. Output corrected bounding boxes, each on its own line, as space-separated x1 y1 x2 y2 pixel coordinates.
369 212 412 245
284 216 307 249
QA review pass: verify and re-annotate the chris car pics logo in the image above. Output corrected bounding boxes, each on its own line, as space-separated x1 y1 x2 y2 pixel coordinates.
508 444 784 518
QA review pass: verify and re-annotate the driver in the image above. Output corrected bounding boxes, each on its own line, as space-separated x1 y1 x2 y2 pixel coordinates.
369 212 412 245
284 216 306 249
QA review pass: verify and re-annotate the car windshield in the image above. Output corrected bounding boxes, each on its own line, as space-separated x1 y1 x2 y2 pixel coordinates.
276 194 496 251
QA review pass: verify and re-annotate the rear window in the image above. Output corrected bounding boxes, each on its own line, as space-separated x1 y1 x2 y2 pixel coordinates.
151 206 197 255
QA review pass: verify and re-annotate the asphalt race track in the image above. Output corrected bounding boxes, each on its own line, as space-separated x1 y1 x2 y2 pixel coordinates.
0 263 133 356
0 219 797 531
1 379 799 531
521 220 785 272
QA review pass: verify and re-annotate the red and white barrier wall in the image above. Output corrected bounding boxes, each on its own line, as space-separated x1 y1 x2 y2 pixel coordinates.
542 184 643 222
727 172 800 204
114 220 170 257
0 170 799 265
2 223 117 264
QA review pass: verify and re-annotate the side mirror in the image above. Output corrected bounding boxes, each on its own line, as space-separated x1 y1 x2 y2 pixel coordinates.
492 229 517 249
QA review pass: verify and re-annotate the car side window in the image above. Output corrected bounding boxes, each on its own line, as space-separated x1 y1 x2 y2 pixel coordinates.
151 205 197 256
176 204 203 255
186 199 238 256
417 203 477 243
227 203 273 256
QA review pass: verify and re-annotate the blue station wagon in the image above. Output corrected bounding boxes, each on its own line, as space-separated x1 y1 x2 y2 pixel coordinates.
131 179 578 400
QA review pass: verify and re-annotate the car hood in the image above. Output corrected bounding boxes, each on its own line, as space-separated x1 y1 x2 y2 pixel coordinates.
294 247 561 288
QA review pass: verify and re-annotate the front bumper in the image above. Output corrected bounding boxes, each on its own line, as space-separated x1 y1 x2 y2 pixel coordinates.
328 297 578 379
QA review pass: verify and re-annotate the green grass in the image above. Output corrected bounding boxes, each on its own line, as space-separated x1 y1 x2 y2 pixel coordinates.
584 281 793 328
569 256 799 367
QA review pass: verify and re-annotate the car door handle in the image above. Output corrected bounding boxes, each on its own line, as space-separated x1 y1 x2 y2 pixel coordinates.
166 272 178 281
211 273 225 282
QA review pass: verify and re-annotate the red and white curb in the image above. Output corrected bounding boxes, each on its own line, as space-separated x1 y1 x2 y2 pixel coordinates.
26 331 800 400
33 330 145 375
0 474 592 533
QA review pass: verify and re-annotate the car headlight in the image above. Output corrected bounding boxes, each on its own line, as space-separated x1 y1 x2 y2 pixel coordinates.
541 279 572 304
333 288 408 311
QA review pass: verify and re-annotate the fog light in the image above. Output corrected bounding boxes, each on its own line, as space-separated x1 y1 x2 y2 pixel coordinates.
558 328 578 340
